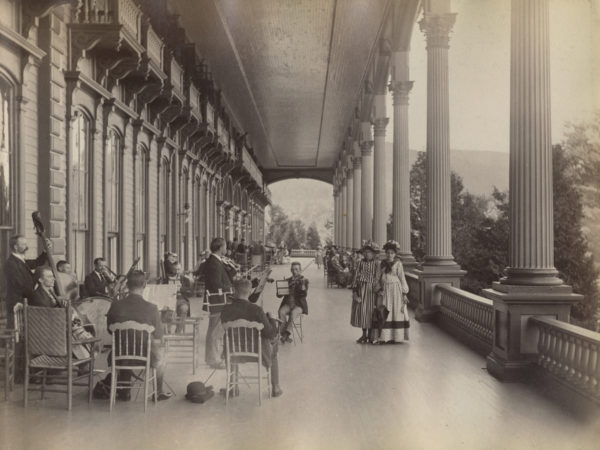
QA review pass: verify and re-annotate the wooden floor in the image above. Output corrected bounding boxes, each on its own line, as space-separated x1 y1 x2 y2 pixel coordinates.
1 258 599 450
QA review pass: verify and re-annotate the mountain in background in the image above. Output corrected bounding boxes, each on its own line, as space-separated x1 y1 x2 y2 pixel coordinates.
269 146 510 242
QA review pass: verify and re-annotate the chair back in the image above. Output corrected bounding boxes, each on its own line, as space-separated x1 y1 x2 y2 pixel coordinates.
275 280 290 297
223 319 263 359
109 321 154 365
13 303 24 343
203 289 232 314
24 301 70 357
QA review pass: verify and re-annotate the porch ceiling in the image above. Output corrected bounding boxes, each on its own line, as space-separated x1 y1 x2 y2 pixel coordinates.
168 0 390 177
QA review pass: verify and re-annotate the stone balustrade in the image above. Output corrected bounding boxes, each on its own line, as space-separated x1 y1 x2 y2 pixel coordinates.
290 249 317 258
530 317 600 403
73 0 142 39
436 285 494 354
242 146 263 186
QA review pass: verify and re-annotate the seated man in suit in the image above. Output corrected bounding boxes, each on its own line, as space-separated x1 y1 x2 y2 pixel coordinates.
84 257 114 297
277 262 309 344
106 271 172 401
221 278 282 397
31 267 64 308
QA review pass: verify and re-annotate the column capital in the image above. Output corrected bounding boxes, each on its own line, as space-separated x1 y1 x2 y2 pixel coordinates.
390 80 414 105
346 168 353 180
360 140 374 156
372 117 389 137
419 13 457 49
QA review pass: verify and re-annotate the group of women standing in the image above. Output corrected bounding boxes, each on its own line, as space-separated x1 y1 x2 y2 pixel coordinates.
350 240 410 344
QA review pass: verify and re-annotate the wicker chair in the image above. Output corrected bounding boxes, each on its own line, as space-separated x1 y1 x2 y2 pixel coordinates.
0 329 15 400
108 321 158 412
23 301 100 410
223 319 271 406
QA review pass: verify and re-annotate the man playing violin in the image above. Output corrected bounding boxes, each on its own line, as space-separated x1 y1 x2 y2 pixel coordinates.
3 235 49 327
84 257 115 298
277 262 309 344
203 237 236 369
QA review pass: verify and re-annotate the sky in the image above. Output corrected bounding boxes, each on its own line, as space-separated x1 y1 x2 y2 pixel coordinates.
270 0 599 225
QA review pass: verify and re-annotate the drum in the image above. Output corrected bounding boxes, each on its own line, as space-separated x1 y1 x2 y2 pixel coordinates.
74 296 113 349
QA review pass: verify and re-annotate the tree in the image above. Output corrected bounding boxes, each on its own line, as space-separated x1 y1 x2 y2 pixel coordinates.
306 223 321 249
552 144 599 323
266 204 289 247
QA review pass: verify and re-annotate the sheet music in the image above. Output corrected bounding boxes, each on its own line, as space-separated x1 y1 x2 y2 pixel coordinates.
143 284 178 310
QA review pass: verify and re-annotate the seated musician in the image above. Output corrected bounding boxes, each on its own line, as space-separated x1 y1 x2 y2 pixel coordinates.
221 278 283 397
277 262 309 344
163 252 179 281
333 253 352 288
105 270 172 401
56 260 80 303
84 257 114 297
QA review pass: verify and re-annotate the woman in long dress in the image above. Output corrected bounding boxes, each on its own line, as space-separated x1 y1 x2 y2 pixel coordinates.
373 240 410 344
350 241 380 343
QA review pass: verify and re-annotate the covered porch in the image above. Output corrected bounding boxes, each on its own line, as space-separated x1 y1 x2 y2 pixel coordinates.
1 260 598 449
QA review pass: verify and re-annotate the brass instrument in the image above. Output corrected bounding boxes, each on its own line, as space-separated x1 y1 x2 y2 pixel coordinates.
106 257 140 300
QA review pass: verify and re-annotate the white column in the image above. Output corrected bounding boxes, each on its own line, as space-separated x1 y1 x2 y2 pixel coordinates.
341 178 347 248
346 169 354 249
502 0 560 286
334 188 339 245
420 11 458 267
360 121 374 241
391 50 415 265
352 153 362 249
372 94 389 245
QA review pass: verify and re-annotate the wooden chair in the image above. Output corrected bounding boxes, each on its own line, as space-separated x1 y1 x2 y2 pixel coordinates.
23 301 100 410
223 319 271 406
108 321 158 412
163 317 201 374
0 329 15 400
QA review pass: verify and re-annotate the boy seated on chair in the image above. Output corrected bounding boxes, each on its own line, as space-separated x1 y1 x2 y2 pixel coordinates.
221 278 283 397
105 271 172 401
277 262 309 344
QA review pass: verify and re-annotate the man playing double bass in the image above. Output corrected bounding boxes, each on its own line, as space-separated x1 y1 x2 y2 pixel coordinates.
3 235 49 327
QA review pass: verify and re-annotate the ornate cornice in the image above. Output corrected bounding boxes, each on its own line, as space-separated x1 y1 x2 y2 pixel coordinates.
419 13 457 49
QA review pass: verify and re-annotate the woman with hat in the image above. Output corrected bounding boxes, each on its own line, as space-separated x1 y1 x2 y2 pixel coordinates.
350 240 381 343
372 240 410 344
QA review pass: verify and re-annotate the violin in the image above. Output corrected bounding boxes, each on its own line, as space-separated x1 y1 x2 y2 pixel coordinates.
32 211 66 299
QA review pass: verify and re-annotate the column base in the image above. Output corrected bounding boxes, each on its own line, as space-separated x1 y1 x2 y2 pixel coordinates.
398 253 418 271
414 263 466 322
482 282 582 382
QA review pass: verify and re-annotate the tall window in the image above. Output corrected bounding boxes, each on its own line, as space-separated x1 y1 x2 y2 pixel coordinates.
159 157 169 257
70 111 90 280
106 129 120 272
179 168 189 269
0 76 13 287
136 145 147 269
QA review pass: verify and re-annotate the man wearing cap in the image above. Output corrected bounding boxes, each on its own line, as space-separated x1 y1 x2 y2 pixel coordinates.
221 278 283 397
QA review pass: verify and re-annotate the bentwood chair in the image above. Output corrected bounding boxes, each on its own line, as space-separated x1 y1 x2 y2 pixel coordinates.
23 301 100 410
0 329 15 400
108 321 157 412
223 319 271 406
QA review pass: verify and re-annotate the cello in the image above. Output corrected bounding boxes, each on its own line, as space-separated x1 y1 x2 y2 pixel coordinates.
32 211 66 299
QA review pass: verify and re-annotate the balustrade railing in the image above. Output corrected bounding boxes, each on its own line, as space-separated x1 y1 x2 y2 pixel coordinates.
189 84 200 115
170 58 183 96
530 317 600 402
73 0 141 41
205 101 215 127
290 249 317 258
437 285 494 346
146 25 163 70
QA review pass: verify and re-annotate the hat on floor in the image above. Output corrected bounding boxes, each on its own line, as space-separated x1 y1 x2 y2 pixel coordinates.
185 382 214 404
361 240 380 253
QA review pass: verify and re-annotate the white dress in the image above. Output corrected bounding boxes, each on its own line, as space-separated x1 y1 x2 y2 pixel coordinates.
379 260 410 342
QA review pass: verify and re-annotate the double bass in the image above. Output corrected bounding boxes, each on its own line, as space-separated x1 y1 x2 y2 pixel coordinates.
32 211 66 300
